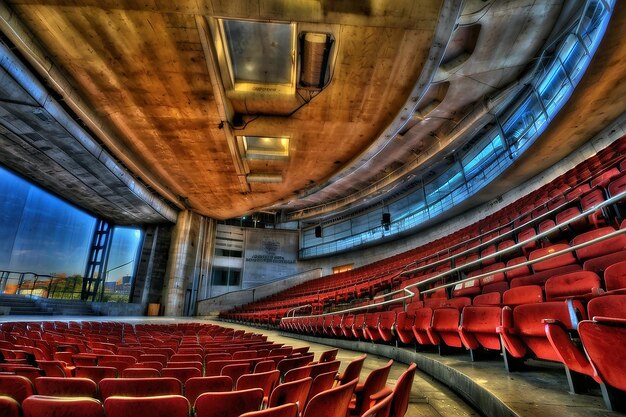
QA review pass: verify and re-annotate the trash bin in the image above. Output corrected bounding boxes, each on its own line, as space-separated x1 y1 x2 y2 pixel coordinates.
147 303 161 316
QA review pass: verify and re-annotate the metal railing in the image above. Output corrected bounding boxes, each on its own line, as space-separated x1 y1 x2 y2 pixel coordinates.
0 271 84 300
281 187 626 322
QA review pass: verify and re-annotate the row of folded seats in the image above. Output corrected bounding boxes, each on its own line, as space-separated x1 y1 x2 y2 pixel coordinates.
0 334 418 417
281 259 626 411
226 143 626 324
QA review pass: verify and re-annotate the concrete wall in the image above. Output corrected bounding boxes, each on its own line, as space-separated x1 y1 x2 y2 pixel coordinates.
132 224 172 308
242 228 299 288
91 301 144 316
197 268 322 316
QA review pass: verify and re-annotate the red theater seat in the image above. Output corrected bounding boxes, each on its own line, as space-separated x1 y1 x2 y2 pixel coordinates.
578 296 626 411
502 285 543 306
34 377 97 397
184 376 232 404
498 301 585 372
236 370 281 404
0 396 20 417
122 367 161 378
23 395 104 417
349 359 393 417
302 378 357 417
604 261 626 294
336 355 366 386
376 311 397 342
0 375 34 404
573 227 626 274
194 388 264 417
544 271 602 301
268 376 312 409
104 395 189 417
459 305 502 358
99 377 182 400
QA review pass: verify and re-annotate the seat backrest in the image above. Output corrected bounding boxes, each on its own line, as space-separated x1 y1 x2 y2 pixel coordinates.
308 360 340 380
306 371 336 405
529 244 577 272
0 395 20 417
481 281 509 296
74 366 118 384
268 377 312 409
472 292 501 306
544 271 601 301
221 363 251 383
283 365 312 383
122 367 161 378
23 395 104 417
353 360 393 416
184 376 232 404
318 349 338 363
194 388 263 417
303 378 357 417
337 355 366 385
104 394 189 417
171 353 203 363
389 363 417 417
502 285 543 307
239 403 298 417
604 261 626 292
162 367 202 383
34 377 97 397
99 377 182 400
573 227 626 261
236 370 281 399
587 295 626 320
0 375 34 404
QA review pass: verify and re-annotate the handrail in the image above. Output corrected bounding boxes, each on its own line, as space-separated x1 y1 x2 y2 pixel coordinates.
281 187 626 321
400 187 626 293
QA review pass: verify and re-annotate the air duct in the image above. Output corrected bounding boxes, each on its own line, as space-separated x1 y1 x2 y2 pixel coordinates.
300 32 332 89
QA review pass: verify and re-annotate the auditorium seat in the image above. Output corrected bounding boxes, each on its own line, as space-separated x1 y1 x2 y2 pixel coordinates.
99 377 182 400
104 395 189 417
268 376 312 409
573 227 626 274
23 395 104 417
459 304 502 360
510 244 581 288
387 363 417 417
555 206 587 235
302 378 357 417
34 377 97 397
376 310 397 342
306 371 336 405
481 281 509 296
544 271 602 301
236 370 281 404
352 315 367 340
349 359 393 417
427 298 471 351
518 227 538 256
194 388 264 417
502 285 543 306
578 296 626 411
336 355 366 386
0 375 34 404
497 301 585 373
0 395 20 417
122 367 161 378
603 261 626 294
74 366 119 384
580 188 608 228
360 390 392 417
472 292 501 306
184 376 233 404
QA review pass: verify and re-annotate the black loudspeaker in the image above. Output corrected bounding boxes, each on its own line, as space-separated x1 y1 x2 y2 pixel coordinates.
315 226 322 238
382 213 391 230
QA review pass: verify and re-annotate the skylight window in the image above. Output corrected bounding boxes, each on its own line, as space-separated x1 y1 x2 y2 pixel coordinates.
240 136 290 160
218 19 296 93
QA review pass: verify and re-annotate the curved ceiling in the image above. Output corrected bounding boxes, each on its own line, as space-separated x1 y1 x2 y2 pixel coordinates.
0 0 624 225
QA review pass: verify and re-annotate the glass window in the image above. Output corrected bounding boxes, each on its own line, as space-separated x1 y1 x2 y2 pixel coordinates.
221 20 295 85
212 268 241 286
101 227 142 302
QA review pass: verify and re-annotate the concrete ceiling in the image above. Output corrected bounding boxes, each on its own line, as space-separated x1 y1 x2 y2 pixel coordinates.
0 0 623 225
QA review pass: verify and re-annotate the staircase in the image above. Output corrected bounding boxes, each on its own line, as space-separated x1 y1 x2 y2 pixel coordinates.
0 294 98 316
0 294 53 315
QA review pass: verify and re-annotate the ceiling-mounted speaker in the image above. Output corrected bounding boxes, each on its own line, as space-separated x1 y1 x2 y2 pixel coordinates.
315 225 322 238
300 32 333 89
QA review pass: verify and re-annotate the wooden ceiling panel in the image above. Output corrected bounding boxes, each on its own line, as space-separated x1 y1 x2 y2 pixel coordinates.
6 0 442 219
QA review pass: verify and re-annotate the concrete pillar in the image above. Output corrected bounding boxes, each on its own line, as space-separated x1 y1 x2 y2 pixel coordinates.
162 210 215 316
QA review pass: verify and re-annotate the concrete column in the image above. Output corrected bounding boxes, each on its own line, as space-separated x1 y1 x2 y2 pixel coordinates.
163 210 215 316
